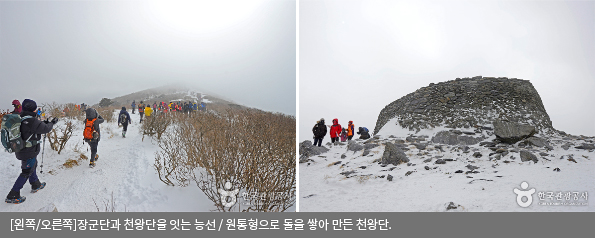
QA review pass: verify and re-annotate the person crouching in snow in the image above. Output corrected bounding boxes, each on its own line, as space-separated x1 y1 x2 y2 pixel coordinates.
356 127 371 140
83 108 104 167
330 118 342 143
118 107 132 138
5 99 57 204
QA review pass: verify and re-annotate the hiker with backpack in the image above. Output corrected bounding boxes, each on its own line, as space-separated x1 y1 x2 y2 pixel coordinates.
153 102 157 111
131 100 136 114
329 118 342 143
3 99 57 204
138 101 145 123
356 127 371 139
347 121 355 141
11 100 22 114
83 108 104 168
312 118 327 147
118 107 132 138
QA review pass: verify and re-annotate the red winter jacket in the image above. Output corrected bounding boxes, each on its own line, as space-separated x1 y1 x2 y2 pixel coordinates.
330 118 342 138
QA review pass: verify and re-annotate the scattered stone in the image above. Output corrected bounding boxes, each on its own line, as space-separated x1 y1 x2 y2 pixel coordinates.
473 152 482 158
347 140 364 152
493 120 537 144
435 159 446 164
480 142 496 147
553 168 560 172
299 140 330 163
425 166 430 170
362 150 370 156
455 170 463 173
360 166 367 169
568 158 577 163
387 174 393 181
525 137 550 148
431 130 484 145
561 143 572 150
520 150 538 163
340 170 357 177
381 142 410 166
446 202 459 211
465 164 479 171
364 143 379 150
341 154 346 159
423 158 432 163
405 171 414 176
332 161 341 166
414 143 427 150
575 143 595 150
539 152 548 156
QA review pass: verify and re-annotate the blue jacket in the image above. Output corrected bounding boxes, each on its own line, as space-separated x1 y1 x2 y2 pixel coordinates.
118 109 131 124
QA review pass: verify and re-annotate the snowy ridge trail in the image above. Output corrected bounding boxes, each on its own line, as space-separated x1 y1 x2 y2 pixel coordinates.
1 110 213 212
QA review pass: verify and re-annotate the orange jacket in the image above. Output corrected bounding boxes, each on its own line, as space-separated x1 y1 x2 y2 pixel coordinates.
347 121 354 136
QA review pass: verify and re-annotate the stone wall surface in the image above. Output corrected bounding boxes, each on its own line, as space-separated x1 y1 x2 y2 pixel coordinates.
374 76 554 135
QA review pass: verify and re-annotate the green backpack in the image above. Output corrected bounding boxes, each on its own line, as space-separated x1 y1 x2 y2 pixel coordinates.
1 114 38 153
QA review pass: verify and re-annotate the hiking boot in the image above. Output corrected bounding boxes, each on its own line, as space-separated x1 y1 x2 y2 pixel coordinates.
31 181 46 193
95 154 99 161
5 190 26 204
89 161 96 168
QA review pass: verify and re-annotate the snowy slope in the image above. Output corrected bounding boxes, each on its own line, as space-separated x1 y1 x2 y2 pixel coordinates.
0 110 215 212
300 122 594 212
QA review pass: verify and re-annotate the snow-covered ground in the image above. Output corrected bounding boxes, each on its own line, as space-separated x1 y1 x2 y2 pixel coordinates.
0 110 215 212
300 121 594 212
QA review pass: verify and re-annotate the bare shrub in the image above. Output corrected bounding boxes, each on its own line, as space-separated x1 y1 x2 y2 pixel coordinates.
47 121 75 154
154 108 296 212
140 114 172 141
95 107 117 123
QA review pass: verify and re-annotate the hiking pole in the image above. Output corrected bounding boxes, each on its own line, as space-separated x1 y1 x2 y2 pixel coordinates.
40 133 46 174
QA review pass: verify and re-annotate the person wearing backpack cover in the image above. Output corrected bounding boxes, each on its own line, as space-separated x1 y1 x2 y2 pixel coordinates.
356 127 371 140
83 108 104 168
329 118 342 143
312 118 327 147
5 99 57 204
118 107 132 138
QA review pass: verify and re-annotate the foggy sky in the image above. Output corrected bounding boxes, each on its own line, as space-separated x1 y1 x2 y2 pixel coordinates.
0 0 296 115
300 0 595 141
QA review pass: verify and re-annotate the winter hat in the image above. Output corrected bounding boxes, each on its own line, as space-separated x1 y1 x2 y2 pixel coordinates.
22 99 37 112
85 108 98 119
12 100 20 106
122 106 126 110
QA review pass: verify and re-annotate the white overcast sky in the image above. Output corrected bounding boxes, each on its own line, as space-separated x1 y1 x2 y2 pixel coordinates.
0 0 296 115
300 0 595 141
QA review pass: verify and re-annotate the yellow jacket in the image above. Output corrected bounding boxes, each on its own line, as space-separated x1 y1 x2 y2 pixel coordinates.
145 107 153 117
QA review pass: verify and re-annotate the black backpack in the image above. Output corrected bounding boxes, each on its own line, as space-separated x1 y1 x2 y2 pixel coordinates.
119 113 127 124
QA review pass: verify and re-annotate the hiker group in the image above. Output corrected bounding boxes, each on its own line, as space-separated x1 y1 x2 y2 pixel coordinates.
2 99 105 204
312 118 370 147
130 100 205 118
